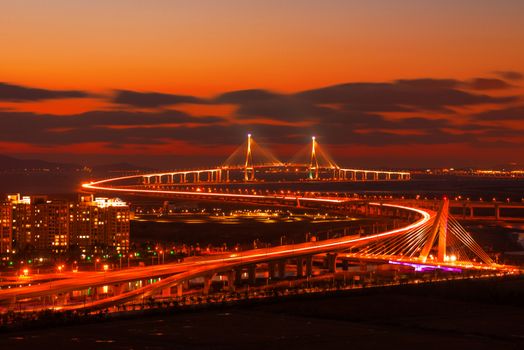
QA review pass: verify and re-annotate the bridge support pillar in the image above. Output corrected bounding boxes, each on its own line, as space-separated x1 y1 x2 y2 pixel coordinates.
268 262 276 280
296 257 304 278
162 286 172 298
55 293 69 306
92 286 99 300
203 274 214 295
235 268 243 286
495 205 500 220
342 259 349 271
4 296 16 309
326 253 337 273
227 270 236 291
278 260 286 279
248 265 256 285
42 295 52 306
113 284 125 296
177 284 184 297
305 256 313 277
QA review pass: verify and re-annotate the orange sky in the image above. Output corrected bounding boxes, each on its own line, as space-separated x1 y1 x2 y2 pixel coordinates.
2 1 523 94
0 1 523 168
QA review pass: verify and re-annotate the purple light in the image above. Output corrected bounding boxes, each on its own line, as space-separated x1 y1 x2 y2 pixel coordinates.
388 260 462 273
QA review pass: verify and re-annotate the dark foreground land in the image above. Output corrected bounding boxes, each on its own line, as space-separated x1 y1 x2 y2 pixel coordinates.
1 277 523 350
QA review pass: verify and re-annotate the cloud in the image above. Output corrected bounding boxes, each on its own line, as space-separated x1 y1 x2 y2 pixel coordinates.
472 106 524 121
112 90 203 108
0 75 522 166
297 79 516 112
0 106 515 151
215 78 518 128
0 82 89 102
464 78 513 90
0 110 225 145
214 89 279 104
494 71 523 81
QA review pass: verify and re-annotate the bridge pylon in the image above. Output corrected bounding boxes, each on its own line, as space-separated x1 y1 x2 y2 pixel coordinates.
309 136 319 180
420 199 449 263
244 133 255 181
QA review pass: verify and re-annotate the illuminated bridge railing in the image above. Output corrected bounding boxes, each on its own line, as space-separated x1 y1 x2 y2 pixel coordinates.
130 165 411 185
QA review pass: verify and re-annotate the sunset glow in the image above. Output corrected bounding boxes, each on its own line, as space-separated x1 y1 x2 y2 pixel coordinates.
1 1 523 168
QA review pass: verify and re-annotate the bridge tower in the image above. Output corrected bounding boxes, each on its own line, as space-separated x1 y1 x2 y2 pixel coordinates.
244 133 255 181
419 199 449 262
309 136 319 180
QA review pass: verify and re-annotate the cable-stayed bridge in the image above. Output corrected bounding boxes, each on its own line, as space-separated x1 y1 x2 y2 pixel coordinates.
125 134 410 186
347 200 495 267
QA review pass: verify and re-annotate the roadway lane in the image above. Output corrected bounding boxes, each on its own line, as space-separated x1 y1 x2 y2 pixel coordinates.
0 203 432 310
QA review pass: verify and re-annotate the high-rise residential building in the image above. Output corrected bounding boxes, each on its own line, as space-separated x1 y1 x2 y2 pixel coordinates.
8 194 34 251
103 201 130 254
3 194 130 255
69 195 130 254
0 202 12 256
33 200 70 253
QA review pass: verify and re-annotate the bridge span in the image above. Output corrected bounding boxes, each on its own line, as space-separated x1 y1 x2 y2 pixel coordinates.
131 135 410 185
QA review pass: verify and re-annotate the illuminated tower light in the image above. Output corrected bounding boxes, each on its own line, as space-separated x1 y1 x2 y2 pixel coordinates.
244 133 255 181
309 136 319 180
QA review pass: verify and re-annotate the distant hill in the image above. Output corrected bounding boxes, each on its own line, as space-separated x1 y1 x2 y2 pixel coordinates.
0 154 77 171
0 154 154 173
92 162 156 173
0 155 156 194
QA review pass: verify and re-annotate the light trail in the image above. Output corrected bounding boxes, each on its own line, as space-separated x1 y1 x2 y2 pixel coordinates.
82 175 346 203
0 187 432 308
5 169 508 312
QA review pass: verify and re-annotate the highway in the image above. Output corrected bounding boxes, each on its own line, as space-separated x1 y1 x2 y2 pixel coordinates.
2 173 512 313
0 202 432 311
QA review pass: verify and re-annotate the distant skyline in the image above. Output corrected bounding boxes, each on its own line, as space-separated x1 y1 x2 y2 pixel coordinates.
1 1 523 168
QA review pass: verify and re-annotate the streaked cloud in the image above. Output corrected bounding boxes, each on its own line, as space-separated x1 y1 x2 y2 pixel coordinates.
0 75 522 167
0 82 89 102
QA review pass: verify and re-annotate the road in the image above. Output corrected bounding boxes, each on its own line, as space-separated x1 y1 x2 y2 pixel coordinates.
0 202 433 311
